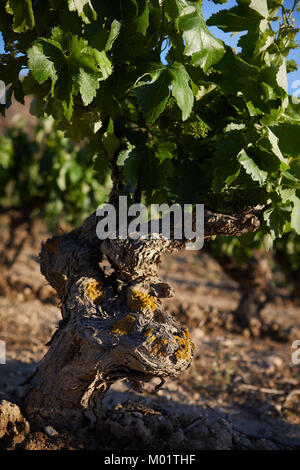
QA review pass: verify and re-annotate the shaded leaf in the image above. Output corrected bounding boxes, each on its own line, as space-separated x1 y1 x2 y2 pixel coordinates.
169 62 193 121
6 0 35 33
155 142 176 162
134 66 171 124
237 149 268 184
263 206 290 239
135 3 149 35
271 124 300 158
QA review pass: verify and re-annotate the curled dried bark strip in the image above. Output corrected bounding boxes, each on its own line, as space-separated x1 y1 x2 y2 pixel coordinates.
203 205 264 238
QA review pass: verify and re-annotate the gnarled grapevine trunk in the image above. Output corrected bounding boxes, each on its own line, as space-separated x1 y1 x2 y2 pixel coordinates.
24 206 262 430
213 253 273 337
213 252 293 341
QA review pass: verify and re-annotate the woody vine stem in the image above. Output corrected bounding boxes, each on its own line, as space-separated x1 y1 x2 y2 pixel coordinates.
23 202 263 430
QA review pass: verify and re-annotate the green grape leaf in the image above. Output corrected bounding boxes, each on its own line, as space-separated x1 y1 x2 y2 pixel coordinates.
102 120 120 157
105 20 122 51
117 141 134 166
103 133 120 156
5 0 35 33
67 0 97 24
92 50 113 80
263 206 290 239
77 68 100 105
213 140 242 191
68 36 113 78
176 0 225 72
123 147 142 187
280 189 300 234
169 62 194 121
164 0 179 19
291 198 300 234
155 142 176 162
134 66 171 124
237 149 268 185
271 124 300 158
253 126 289 171
246 0 268 18
214 49 288 116
68 36 98 72
28 44 59 91
134 2 149 36
276 60 288 99
207 0 268 32
93 152 110 177
264 127 287 163
61 88 74 121
287 59 298 74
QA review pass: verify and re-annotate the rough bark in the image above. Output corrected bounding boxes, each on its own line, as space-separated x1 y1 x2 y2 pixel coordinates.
230 255 274 337
24 205 262 430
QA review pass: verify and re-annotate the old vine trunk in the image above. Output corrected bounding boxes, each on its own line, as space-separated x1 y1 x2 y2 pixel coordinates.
23 206 262 430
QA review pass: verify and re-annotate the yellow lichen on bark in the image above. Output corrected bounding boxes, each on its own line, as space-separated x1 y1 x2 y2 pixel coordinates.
183 328 194 349
144 328 154 337
150 338 168 357
127 290 157 312
86 280 105 304
112 315 136 335
174 329 194 360
144 329 156 344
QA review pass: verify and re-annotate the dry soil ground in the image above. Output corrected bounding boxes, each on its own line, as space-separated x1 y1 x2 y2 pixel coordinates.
1 216 300 450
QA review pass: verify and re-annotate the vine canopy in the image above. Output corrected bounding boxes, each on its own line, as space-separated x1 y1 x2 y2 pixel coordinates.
0 0 300 239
